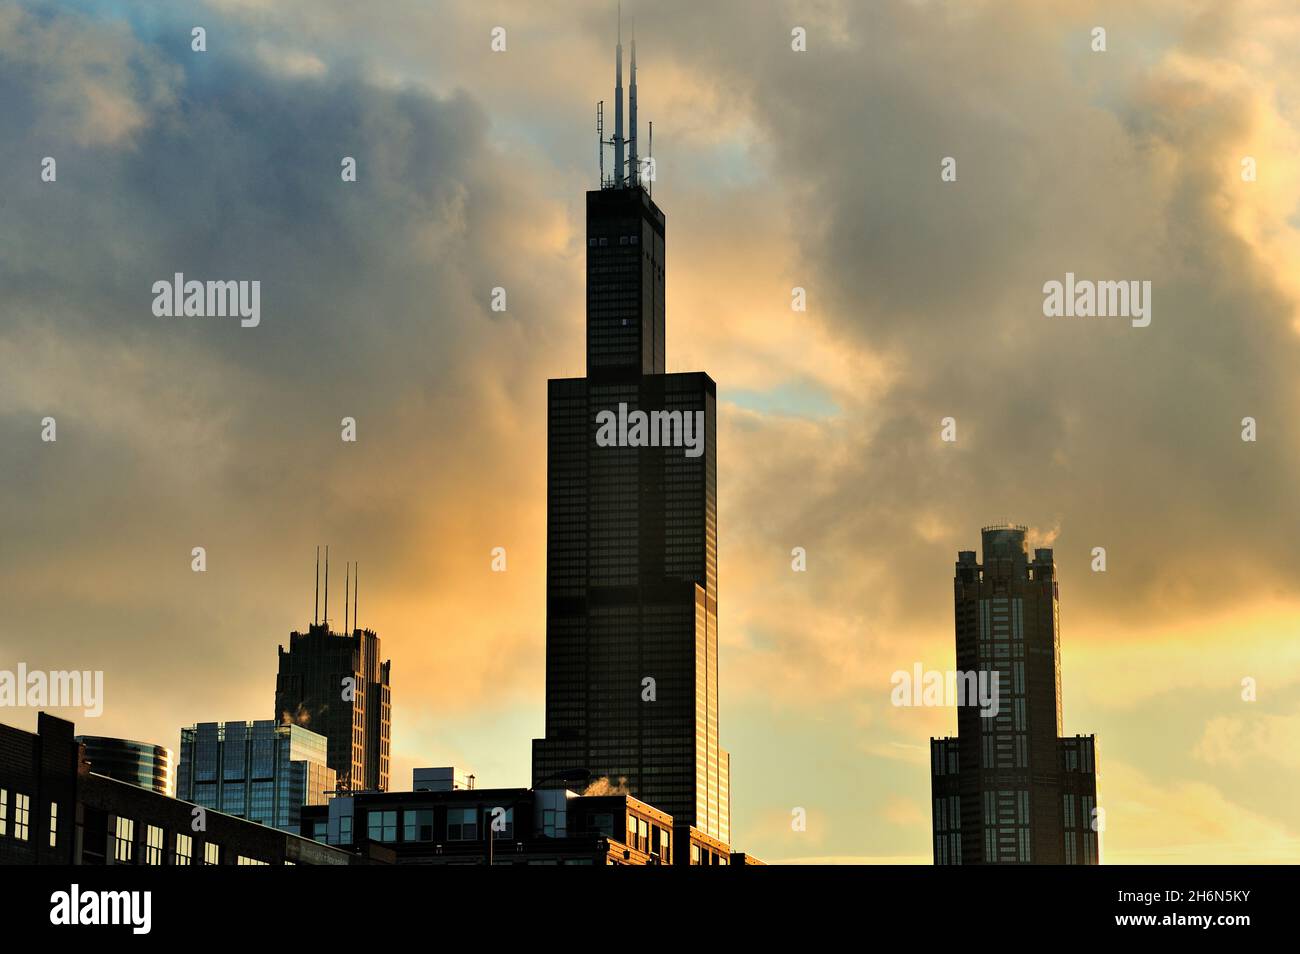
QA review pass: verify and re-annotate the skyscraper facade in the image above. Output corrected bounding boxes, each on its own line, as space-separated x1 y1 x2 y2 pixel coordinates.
275 623 391 792
532 34 730 844
930 525 1099 864
176 720 336 835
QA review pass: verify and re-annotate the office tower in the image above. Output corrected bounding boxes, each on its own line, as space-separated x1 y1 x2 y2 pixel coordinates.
930 525 1100 864
176 720 336 835
275 553 392 792
531 28 730 844
75 735 175 796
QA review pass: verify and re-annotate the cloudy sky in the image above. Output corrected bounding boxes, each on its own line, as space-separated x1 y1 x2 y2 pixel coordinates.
3 0 1299 863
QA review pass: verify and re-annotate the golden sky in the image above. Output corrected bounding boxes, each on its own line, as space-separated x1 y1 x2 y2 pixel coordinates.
2 0 1299 863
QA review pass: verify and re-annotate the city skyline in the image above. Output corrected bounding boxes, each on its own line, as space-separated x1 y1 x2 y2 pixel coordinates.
3 0 1300 865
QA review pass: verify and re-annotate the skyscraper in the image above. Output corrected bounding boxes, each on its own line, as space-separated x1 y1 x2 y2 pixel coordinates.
930 525 1099 864
532 28 730 844
176 720 336 835
275 553 392 792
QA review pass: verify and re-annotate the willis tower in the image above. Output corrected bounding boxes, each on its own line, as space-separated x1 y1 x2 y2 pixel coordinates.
532 22 729 844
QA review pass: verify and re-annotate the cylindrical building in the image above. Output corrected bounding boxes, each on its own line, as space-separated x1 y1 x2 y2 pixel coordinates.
76 736 175 797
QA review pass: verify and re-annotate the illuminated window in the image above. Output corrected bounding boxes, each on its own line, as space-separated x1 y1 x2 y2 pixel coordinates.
204 842 220 865
48 802 58 847
175 833 193 865
13 793 30 842
145 825 164 865
113 816 134 862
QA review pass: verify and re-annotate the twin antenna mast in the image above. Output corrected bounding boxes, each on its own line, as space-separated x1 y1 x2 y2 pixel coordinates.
313 545 359 634
597 6 651 192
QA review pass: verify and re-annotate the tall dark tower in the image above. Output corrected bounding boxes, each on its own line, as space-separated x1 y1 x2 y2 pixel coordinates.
930 525 1099 864
532 27 730 845
275 553 391 792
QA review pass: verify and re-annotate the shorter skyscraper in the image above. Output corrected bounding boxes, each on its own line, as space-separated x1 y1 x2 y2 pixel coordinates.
930 525 1100 865
75 735 175 796
176 720 335 835
275 552 392 792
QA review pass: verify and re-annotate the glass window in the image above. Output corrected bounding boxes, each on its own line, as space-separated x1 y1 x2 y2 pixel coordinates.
339 816 352 843
175 833 193 865
404 809 434 842
13 793 30 842
447 807 478 841
48 802 58 848
113 816 134 862
0 788 6 836
367 809 397 842
237 855 268 865
204 842 220 865
145 825 164 865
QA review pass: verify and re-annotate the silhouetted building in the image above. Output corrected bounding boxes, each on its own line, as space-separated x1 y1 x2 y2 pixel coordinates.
302 768 680 865
531 27 730 846
176 720 335 835
930 525 1100 864
76 735 175 796
1 713 364 865
275 618 391 792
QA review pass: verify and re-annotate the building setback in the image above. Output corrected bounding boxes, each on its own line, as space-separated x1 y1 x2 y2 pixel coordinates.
531 33 729 843
930 525 1100 864
176 720 336 835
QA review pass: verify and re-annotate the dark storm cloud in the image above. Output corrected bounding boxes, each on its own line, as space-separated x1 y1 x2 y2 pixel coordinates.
641 0 1300 626
0 2 570 731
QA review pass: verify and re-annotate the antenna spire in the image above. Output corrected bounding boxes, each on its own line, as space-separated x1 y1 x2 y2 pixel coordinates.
629 18 638 188
353 563 359 633
614 3 624 186
344 562 350 636
324 545 330 630
314 546 320 626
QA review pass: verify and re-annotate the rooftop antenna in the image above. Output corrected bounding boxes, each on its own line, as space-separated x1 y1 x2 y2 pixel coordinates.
353 563 359 633
648 121 653 197
324 545 330 630
613 3 624 187
596 100 605 186
628 18 637 188
314 546 320 626
344 562 350 637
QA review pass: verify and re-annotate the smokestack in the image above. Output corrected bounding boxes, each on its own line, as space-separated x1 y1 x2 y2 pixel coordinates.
614 4 624 186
